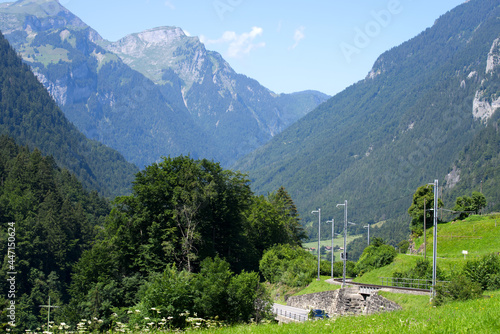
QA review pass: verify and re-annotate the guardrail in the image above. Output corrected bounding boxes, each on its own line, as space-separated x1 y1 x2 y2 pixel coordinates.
359 285 381 294
379 277 450 290
272 306 308 322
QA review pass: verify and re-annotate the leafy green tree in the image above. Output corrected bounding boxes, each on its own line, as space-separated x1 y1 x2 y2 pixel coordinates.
333 261 358 278
227 271 271 323
397 240 410 254
104 156 253 274
355 239 397 275
453 191 487 218
470 192 487 214
259 244 316 287
70 156 307 322
244 189 305 271
453 196 473 219
193 256 232 320
408 185 443 234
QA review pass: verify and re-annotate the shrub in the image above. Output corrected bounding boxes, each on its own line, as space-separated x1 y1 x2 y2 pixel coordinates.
355 244 396 275
462 253 500 291
393 258 447 283
433 275 482 306
333 261 358 278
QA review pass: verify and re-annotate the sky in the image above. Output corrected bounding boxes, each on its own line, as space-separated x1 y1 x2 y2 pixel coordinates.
3 0 466 95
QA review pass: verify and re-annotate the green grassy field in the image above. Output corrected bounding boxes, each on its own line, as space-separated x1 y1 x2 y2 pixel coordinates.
355 214 500 285
415 214 500 260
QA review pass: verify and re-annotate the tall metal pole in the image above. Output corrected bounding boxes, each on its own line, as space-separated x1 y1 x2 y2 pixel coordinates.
326 219 335 278
312 209 321 281
432 180 438 297
337 200 347 288
364 224 370 245
423 198 427 260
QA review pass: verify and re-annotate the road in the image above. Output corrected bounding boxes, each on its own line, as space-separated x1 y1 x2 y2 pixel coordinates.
272 303 309 322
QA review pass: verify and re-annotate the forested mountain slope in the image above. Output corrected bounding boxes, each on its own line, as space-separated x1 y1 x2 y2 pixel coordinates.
0 31 137 197
234 0 500 240
0 135 111 328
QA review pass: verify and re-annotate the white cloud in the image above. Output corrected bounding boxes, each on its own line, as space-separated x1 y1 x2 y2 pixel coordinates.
164 1 175 10
203 27 265 58
290 26 305 50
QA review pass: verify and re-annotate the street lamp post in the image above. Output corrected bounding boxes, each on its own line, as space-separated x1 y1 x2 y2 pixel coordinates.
363 223 370 246
326 219 335 278
311 209 321 281
336 200 347 287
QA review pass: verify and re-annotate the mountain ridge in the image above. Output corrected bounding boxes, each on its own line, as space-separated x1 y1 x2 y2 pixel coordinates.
0 0 329 168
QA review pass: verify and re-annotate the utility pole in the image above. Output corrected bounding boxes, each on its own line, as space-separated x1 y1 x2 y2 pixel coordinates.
363 223 370 246
40 296 59 331
429 180 439 298
326 219 335 278
336 200 347 288
424 198 426 260
311 209 321 281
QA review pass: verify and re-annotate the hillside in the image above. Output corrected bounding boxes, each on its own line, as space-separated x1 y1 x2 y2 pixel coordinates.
233 0 500 241
356 214 500 285
0 0 329 168
0 31 137 197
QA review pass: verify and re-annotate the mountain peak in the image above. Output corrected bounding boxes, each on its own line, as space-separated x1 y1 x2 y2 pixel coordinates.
7 0 65 17
0 0 87 34
113 26 190 47
137 26 187 42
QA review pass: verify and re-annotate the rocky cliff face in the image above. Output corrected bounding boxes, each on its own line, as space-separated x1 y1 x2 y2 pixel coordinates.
486 37 500 74
473 36 500 123
106 26 206 89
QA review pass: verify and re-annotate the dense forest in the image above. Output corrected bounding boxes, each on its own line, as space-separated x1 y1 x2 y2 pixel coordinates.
0 135 110 329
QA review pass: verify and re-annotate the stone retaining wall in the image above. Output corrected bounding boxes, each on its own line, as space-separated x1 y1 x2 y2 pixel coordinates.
286 286 402 316
286 290 339 315
365 292 402 314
